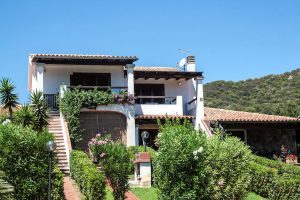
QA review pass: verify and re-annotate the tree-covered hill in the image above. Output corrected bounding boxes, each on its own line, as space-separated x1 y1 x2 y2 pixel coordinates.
204 68 300 118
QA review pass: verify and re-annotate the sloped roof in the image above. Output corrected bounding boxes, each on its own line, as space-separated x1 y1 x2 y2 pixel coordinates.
134 66 178 72
135 115 195 120
204 107 300 123
30 53 138 61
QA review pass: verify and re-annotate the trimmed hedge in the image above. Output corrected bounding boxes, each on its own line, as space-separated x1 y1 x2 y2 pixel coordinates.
250 161 300 200
0 124 64 200
69 150 106 200
252 154 300 176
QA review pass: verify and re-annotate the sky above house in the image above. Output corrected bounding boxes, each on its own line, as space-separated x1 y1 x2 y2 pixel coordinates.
0 0 300 103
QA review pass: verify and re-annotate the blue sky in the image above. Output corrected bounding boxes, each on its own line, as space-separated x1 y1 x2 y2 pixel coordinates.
0 0 300 103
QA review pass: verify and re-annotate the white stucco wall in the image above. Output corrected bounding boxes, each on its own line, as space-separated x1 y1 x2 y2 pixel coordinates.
32 63 127 94
134 78 196 115
134 96 183 115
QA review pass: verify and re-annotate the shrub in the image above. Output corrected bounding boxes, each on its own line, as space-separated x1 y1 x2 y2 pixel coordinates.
101 143 132 200
199 135 252 200
30 90 49 132
0 124 64 200
88 133 111 163
13 104 36 127
154 119 207 200
59 88 135 148
69 150 106 200
154 120 252 200
252 154 300 176
249 162 300 200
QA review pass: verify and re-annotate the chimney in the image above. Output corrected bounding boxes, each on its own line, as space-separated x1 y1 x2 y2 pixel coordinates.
186 55 196 72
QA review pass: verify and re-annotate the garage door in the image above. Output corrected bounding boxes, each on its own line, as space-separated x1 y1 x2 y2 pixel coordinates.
78 112 127 150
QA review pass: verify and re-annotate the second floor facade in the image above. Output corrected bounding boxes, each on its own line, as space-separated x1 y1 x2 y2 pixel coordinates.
28 53 204 118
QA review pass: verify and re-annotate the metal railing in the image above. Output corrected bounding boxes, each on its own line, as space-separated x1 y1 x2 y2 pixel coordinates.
135 96 176 104
44 94 58 110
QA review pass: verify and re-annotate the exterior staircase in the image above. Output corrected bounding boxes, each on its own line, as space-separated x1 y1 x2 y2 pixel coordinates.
48 111 70 175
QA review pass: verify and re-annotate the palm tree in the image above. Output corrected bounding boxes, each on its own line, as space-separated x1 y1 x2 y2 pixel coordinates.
0 78 18 119
30 90 49 132
13 104 36 127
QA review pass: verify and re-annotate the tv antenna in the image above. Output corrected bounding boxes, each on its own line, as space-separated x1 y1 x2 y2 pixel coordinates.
178 48 191 55
176 49 190 71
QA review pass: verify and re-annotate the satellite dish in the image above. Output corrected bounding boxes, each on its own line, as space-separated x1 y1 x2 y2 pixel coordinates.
178 58 187 67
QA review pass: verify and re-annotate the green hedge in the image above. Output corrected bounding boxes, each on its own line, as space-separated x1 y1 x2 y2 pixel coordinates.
0 124 64 200
69 150 106 200
252 154 300 176
250 162 300 200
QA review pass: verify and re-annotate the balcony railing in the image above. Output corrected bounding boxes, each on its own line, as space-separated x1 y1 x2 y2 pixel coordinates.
67 86 128 94
134 96 183 116
135 96 176 105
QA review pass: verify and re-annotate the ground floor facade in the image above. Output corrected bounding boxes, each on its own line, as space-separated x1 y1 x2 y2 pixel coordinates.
218 122 300 161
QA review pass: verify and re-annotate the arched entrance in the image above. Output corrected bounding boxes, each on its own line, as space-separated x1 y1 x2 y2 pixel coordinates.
78 111 127 150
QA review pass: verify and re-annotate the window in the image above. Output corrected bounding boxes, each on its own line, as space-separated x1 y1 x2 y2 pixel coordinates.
70 73 111 86
135 84 165 104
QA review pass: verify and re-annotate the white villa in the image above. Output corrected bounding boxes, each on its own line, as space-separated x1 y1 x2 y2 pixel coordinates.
28 53 209 172
28 53 300 174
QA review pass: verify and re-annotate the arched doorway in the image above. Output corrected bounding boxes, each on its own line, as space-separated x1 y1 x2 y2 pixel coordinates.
78 111 127 150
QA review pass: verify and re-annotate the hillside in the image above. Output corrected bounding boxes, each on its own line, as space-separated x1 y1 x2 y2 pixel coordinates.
204 68 300 118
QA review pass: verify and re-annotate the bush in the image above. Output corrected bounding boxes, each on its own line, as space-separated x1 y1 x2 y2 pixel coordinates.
252 154 300 176
69 150 106 200
101 143 132 200
249 162 300 200
0 124 64 200
199 135 252 200
154 120 252 200
154 119 207 200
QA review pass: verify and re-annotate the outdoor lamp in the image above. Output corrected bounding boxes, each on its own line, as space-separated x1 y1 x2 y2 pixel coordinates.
141 131 149 152
46 141 57 152
46 141 56 200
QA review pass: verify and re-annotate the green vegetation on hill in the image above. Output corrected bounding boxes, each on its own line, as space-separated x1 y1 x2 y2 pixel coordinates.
204 68 300 117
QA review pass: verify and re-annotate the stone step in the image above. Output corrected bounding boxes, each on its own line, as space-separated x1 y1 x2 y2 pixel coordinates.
58 159 68 166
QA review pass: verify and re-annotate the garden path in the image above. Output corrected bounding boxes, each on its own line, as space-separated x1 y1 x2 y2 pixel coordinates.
63 176 81 200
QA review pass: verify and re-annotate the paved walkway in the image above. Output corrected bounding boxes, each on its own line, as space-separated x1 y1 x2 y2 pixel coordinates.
64 176 139 200
64 176 81 200
125 191 140 200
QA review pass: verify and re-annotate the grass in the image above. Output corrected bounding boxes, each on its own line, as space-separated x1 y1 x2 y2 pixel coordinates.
130 187 266 200
105 187 114 200
130 187 158 200
245 192 267 200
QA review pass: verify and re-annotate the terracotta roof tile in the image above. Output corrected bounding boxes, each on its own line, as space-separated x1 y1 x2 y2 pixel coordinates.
135 114 195 120
204 107 300 123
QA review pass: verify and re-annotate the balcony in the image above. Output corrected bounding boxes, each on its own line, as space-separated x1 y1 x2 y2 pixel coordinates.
134 96 183 116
